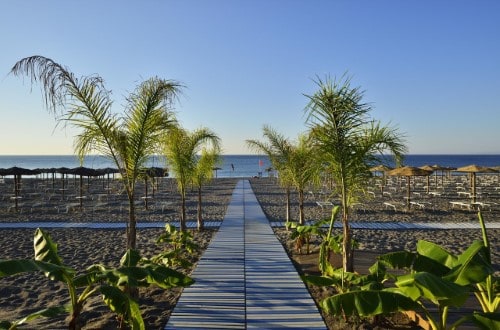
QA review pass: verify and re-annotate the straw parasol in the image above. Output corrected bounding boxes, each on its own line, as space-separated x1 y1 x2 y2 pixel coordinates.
387 166 432 210
370 165 393 193
419 165 435 193
455 165 498 203
0 167 40 211
69 167 101 209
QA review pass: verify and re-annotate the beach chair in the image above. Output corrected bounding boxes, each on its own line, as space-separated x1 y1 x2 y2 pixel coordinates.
449 201 471 211
316 201 333 210
383 202 397 212
64 202 81 213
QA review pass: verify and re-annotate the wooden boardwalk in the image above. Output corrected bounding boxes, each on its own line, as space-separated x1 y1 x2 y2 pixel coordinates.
165 180 327 329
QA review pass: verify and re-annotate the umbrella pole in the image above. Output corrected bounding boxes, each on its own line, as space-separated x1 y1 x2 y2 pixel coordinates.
407 176 411 211
472 172 476 204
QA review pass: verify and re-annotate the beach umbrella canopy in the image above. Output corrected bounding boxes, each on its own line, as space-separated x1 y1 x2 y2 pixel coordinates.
369 165 393 173
140 167 169 204
68 167 101 208
0 167 40 211
369 165 393 192
455 165 498 203
387 166 432 209
419 165 435 193
212 167 222 178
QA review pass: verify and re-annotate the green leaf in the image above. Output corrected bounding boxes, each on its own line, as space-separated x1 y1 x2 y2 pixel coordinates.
11 306 68 328
0 259 73 283
321 290 420 316
302 275 336 287
469 312 500 329
120 249 142 267
33 228 62 266
100 286 145 330
378 250 450 276
416 240 457 268
141 264 194 289
0 259 43 277
378 251 416 269
445 241 493 286
396 272 469 306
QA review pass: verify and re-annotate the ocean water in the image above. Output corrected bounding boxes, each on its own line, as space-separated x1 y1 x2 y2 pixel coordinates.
0 154 499 178
0 155 272 178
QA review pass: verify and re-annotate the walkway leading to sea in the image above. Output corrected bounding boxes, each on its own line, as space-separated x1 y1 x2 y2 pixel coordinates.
164 180 327 329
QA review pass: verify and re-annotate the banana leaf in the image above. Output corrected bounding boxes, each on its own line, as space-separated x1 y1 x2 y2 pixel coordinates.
321 290 420 316
100 286 145 330
378 250 450 276
0 306 68 330
0 259 74 283
468 312 500 329
416 240 457 269
396 272 469 306
444 240 492 286
120 249 142 267
34 228 62 265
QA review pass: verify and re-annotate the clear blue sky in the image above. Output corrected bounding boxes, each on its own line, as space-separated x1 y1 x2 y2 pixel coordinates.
1 0 499 155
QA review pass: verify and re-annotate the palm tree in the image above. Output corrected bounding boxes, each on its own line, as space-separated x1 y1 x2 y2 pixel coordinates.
247 126 320 225
279 133 321 225
246 126 294 224
11 55 181 250
192 149 221 230
304 75 406 272
163 127 221 231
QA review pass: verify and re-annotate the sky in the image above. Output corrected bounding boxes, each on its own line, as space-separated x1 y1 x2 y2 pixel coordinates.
1 0 499 155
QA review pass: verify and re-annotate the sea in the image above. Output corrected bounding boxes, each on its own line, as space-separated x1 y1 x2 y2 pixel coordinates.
1 154 500 178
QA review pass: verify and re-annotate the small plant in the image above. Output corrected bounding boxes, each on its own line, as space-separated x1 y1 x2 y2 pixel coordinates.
0 228 193 330
153 224 199 269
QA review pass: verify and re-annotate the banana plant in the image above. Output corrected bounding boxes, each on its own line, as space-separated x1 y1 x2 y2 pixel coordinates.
153 223 199 268
0 228 193 330
307 211 499 329
474 211 499 313
288 221 323 254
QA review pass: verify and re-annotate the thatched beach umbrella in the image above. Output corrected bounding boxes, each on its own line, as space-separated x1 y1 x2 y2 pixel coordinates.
56 167 71 199
370 165 393 193
431 164 456 187
140 167 168 208
99 167 120 193
1 166 40 211
212 167 222 178
419 165 435 193
455 165 498 203
387 166 432 210
69 167 100 209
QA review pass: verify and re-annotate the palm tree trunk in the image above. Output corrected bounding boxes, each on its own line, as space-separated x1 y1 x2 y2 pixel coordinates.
298 189 305 225
341 176 354 272
180 188 187 232
342 212 353 272
285 187 291 224
197 186 203 231
127 196 137 250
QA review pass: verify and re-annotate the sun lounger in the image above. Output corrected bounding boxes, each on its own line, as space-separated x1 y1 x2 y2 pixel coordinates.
316 201 333 210
64 202 81 213
449 201 471 210
470 202 491 211
410 201 433 210
383 202 397 212
160 201 175 213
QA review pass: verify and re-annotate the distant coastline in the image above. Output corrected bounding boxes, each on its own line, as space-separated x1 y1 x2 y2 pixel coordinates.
1 154 500 178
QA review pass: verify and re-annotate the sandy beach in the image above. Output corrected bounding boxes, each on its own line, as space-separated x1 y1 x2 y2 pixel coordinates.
0 177 498 329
